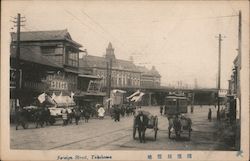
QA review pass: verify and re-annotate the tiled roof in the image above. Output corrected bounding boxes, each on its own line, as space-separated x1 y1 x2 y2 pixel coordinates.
10 46 63 68
81 55 140 72
137 66 149 73
11 29 82 47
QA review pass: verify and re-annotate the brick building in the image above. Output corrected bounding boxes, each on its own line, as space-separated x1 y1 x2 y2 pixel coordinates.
137 65 161 88
79 42 141 90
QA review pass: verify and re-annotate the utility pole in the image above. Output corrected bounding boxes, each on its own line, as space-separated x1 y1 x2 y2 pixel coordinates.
12 13 25 109
215 34 225 120
107 58 112 111
237 10 242 150
106 61 109 93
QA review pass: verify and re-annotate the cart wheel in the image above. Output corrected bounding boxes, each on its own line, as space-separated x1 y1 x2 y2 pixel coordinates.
188 129 191 140
154 128 158 141
168 128 171 139
175 130 180 139
154 117 158 141
24 122 29 129
133 127 136 139
49 117 56 125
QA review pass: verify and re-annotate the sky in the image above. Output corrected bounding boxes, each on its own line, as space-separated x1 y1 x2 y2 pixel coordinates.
2 0 249 89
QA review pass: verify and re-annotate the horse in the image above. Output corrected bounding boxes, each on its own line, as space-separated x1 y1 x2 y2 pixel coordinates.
33 108 46 128
168 114 192 139
134 112 149 143
15 107 29 130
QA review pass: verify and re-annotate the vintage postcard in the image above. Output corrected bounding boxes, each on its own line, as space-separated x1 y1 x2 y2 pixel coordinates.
1 0 249 161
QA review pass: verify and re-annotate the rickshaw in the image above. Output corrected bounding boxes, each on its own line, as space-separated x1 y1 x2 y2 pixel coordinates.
165 95 192 140
133 110 158 143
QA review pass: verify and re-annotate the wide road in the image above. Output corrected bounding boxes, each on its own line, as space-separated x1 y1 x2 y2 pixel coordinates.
10 105 234 150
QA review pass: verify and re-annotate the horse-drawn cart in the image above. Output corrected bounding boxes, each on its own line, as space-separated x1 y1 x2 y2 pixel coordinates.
133 110 158 143
165 95 192 140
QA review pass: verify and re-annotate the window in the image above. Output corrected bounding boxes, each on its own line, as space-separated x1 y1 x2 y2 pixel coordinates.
41 46 56 54
66 48 78 67
88 80 101 92
179 100 187 106
166 100 177 106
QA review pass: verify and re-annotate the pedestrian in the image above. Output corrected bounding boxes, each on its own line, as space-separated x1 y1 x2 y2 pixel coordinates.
43 107 51 125
61 107 68 126
191 105 194 113
160 106 163 115
98 105 105 119
74 107 81 125
114 105 120 122
208 108 212 122
164 105 168 115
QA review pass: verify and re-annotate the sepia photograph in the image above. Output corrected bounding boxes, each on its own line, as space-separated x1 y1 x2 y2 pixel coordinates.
1 0 249 161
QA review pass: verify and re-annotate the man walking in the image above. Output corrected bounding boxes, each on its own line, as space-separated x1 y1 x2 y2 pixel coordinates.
160 106 163 115
208 108 212 122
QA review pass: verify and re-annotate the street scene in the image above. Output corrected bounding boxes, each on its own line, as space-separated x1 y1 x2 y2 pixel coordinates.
11 106 234 150
2 1 248 154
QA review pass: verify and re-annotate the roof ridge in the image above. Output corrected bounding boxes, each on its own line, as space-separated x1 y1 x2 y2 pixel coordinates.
19 29 68 33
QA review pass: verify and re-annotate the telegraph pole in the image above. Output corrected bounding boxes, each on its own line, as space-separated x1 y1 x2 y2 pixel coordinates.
106 58 112 111
108 58 112 110
237 10 242 150
12 13 25 109
216 34 225 120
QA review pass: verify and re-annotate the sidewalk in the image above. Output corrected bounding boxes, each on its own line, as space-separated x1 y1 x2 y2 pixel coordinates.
213 118 238 150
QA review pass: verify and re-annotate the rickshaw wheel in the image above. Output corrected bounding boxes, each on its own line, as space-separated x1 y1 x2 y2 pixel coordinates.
168 128 171 139
23 122 29 129
154 117 158 141
133 127 136 139
154 128 157 141
188 129 191 140
175 130 181 139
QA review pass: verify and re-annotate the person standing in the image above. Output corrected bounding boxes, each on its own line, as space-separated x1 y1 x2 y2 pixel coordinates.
208 108 212 122
61 107 68 126
98 105 105 119
191 105 194 113
160 106 163 115
114 105 120 122
74 107 81 125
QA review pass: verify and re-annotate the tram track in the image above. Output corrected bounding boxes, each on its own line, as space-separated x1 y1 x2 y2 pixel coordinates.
48 127 131 150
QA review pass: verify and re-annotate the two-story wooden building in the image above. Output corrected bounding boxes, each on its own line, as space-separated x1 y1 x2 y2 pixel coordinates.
10 29 104 110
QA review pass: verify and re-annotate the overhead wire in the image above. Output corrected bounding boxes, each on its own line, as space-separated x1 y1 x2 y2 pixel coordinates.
79 9 142 58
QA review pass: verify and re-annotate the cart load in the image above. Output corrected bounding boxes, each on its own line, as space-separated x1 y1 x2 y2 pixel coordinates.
165 95 192 140
135 110 156 128
133 110 158 142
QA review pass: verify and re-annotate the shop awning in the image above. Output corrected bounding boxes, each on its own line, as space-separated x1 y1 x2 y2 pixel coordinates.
112 89 126 94
74 91 106 97
64 68 80 74
78 74 102 79
53 95 76 107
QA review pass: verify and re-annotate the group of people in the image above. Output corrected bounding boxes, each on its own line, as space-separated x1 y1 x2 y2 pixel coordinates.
15 106 53 130
110 104 137 122
15 104 99 129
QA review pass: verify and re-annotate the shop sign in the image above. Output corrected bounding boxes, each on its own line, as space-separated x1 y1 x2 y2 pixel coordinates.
50 79 68 90
218 89 228 97
10 68 22 88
